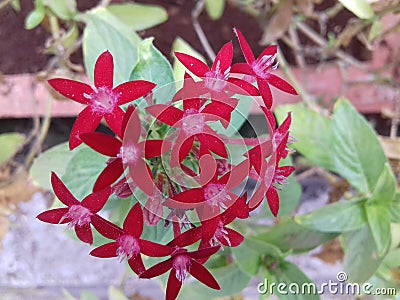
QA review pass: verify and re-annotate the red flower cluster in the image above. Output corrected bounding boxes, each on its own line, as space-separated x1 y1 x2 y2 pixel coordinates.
38 28 296 300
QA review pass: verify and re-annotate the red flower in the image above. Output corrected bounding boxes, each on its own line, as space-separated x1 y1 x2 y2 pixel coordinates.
37 172 111 244
48 51 156 149
146 100 228 162
80 106 168 192
140 245 220 300
231 28 297 108
174 42 259 97
90 203 172 275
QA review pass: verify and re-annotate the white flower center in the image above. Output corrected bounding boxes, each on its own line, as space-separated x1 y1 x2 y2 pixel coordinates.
204 183 231 209
251 54 279 79
116 234 140 261
121 144 140 164
182 109 205 135
204 60 230 92
86 87 117 113
60 205 92 228
172 254 191 282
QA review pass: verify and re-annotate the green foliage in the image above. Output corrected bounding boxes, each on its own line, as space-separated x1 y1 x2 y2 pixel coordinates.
205 0 225 20
0 133 24 166
83 11 139 86
106 3 167 31
30 142 74 191
178 262 251 299
338 0 374 19
25 0 46 29
42 0 77 20
130 38 175 104
331 99 387 194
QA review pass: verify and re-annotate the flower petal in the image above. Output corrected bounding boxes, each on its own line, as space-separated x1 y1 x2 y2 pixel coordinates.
257 78 273 109
37 208 69 224
221 228 244 247
167 227 203 248
94 51 114 89
230 63 254 76
266 187 279 217
268 74 297 95
80 132 121 157
48 78 93 104
183 98 201 112
51 172 79 206
201 217 220 242
114 80 156 105
128 158 155 196
164 188 205 209
139 258 173 279
140 240 173 257
187 245 220 259
233 28 255 63
81 186 112 213
128 254 146 275
121 105 135 138
91 214 123 240
143 139 171 158
93 158 124 192
196 133 227 158
90 242 118 258
174 52 209 77
105 106 125 137
212 41 233 73
258 45 277 60
75 223 93 244
189 259 220 290
166 269 183 300
227 78 260 96
69 106 102 150
146 104 184 127
123 203 143 238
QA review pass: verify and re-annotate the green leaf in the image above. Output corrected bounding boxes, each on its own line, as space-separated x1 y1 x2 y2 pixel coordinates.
367 163 397 205
106 3 167 31
295 199 367 232
0 133 24 166
332 99 387 194
232 238 283 276
259 261 319 300
171 37 206 84
254 218 338 254
383 248 400 269
83 12 139 86
11 0 21 12
108 286 129 300
130 38 175 104
368 19 382 41
25 5 46 30
338 0 374 19
205 0 225 20
61 145 108 199
62 289 78 300
177 262 251 299
30 142 74 191
275 104 335 171
343 225 384 283
390 194 400 223
42 0 76 20
365 204 391 257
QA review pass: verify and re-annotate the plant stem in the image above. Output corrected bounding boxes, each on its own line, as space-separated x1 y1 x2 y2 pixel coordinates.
192 0 216 61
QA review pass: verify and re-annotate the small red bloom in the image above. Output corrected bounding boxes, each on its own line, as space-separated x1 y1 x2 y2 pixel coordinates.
90 203 172 275
48 51 156 149
175 42 259 97
140 245 220 300
37 172 111 244
231 28 297 108
80 106 168 192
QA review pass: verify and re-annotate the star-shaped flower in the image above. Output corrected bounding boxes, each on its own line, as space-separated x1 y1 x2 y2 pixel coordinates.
140 244 220 300
37 172 111 244
231 28 297 108
48 51 156 149
90 203 172 275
